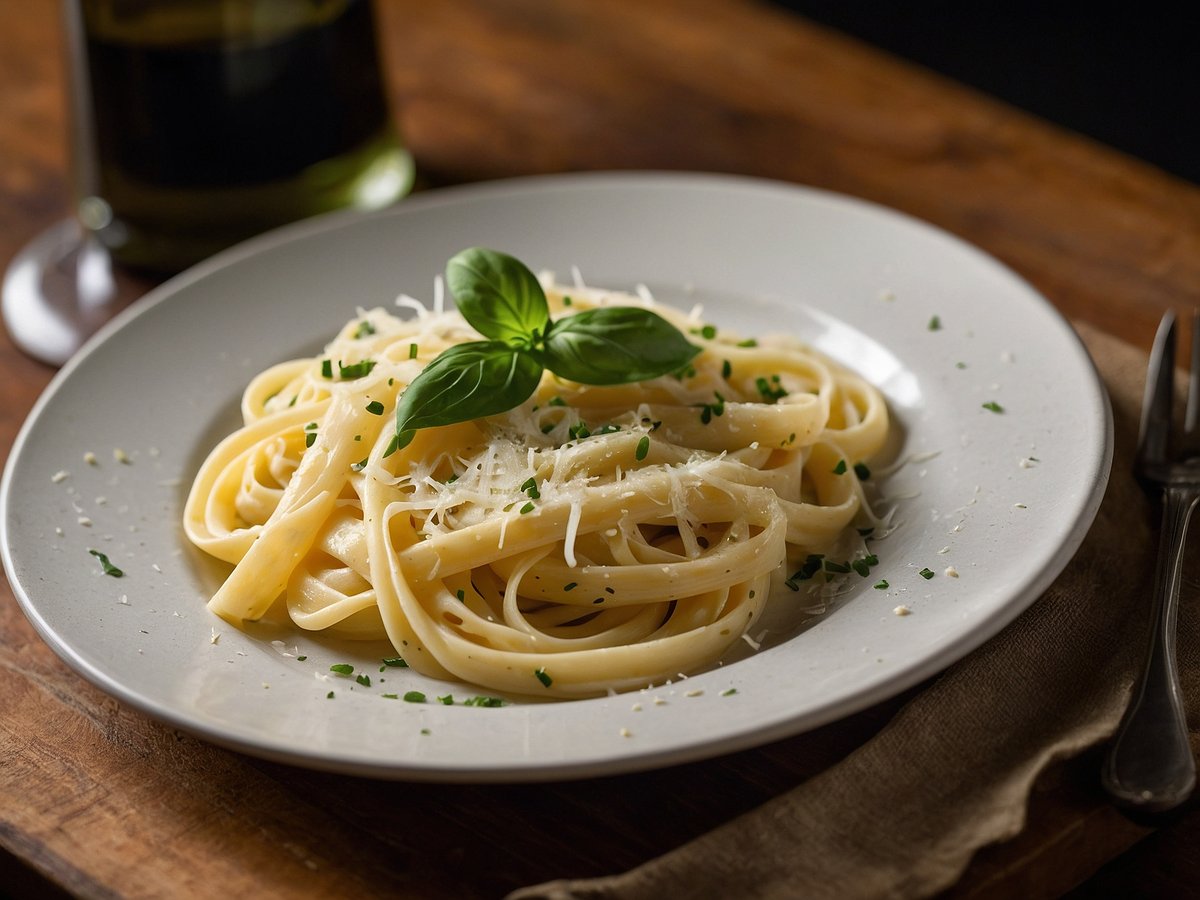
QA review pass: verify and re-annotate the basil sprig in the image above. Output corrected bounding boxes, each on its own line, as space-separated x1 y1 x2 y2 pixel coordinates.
390 341 544 440
446 248 551 345
389 247 700 452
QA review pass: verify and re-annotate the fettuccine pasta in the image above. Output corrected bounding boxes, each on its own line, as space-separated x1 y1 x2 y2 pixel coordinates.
184 279 889 698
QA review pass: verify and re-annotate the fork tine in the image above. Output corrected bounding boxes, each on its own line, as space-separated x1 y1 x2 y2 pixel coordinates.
1186 308 1200 437
1138 311 1176 470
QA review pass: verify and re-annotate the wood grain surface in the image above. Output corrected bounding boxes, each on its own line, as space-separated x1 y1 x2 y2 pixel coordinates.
3 1 1199 897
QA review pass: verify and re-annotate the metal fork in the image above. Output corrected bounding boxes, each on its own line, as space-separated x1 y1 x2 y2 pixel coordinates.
1101 310 1200 814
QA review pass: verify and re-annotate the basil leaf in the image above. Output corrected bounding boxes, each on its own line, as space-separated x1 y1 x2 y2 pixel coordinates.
539 308 701 385
447 248 550 345
391 341 543 450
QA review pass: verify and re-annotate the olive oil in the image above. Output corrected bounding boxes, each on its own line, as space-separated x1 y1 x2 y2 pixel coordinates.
74 0 413 273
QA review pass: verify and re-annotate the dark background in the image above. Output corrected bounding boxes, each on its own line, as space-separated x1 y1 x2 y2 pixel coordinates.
770 3 1197 185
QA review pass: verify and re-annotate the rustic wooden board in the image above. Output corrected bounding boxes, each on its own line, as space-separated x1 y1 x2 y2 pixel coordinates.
2 1 1198 896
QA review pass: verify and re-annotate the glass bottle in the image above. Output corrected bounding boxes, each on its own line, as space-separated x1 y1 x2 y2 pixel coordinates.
72 0 413 274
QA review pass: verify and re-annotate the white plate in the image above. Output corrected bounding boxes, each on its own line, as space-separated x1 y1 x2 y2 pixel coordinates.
1 173 1111 781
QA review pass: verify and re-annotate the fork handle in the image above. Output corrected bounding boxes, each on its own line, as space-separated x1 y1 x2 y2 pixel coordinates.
1101 485 1199 814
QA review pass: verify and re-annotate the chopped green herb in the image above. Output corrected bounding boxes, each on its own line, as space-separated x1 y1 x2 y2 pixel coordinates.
297 655 307 662
955 361 967 369
720 688 737 697
534 667 553 687
548 395 566 407
982 401 1004 413
519 501 536 514
562 295 573 307
832 459 848 475
564 582 578 592
350 457 369 471
823 559 851 575
568 421 591 440
737 338 758 348
365 400 385 416
540 423 556 434
356 673 371 687
784 554 826 589
721 359 732 379
420 728 431 735
851 559 871 577
853 462 871 480
635 434 650 461
874 580 889 590
755 375 788 404
674 362 698 380
919 567 935 580
463 696 506 707
326 691 335 699
337 359 377 379
698 391 726 424
320 359 333 378
381 693 399 699
88 549 124 577
456 589 466 602
928 315 942 331
521 476 540 499
305 432 317 448
354 320 376 339
438 694 455 705
329 663 354 675
403 691 427 703
409 342 419 359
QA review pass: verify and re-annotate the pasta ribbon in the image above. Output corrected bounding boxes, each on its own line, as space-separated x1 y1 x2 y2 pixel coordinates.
184 282 889 697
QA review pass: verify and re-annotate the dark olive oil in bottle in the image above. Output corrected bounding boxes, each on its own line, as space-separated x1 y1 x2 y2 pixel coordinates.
72 0 413 273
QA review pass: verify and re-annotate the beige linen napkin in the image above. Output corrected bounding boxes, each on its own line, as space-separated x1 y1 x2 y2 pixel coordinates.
514 323 1195 899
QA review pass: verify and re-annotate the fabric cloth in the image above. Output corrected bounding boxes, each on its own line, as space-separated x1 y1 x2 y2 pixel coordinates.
514 322 1196 899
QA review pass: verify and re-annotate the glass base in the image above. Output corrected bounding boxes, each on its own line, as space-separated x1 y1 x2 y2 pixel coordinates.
1 219 147 366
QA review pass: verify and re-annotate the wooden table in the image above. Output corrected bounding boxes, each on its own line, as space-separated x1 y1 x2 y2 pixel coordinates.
3 1 1198 896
